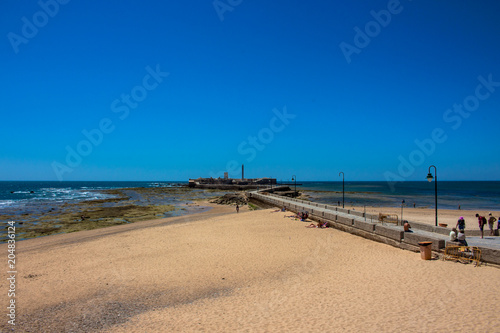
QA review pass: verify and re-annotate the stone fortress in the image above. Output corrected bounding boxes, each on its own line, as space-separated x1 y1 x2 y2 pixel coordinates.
188 164 277 189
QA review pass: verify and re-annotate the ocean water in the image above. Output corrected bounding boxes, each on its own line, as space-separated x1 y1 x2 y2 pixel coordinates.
0 181 499 218
0 181 187 218
297 181 500 211
0 181 228 241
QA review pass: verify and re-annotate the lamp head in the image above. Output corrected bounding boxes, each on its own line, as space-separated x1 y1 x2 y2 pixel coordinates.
426 173 434 182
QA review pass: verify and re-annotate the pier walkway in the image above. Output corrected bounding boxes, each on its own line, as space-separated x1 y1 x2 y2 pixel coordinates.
248 188 500 266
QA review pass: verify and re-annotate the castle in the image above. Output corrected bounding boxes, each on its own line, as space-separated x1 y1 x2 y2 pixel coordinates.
188 164 277 189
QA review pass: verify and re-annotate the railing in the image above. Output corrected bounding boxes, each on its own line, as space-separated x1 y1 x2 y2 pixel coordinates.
443 246 481 266
378 213 399 225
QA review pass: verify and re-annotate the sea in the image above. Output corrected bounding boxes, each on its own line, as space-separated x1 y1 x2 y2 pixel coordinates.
0 181 499 219
0 181 188 220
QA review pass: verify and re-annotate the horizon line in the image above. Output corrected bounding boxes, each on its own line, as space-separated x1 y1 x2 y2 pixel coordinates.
1 180 500 182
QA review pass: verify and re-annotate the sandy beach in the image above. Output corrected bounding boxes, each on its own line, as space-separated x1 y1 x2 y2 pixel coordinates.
355 205 500 228
2 203 499 332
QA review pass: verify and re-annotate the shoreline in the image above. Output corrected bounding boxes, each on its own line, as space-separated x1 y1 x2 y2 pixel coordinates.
2 181 499 243
3 186 499 243
0 187 231 243
8 201 236 251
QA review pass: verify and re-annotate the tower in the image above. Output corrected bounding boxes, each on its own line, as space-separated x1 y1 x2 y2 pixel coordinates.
242 164 244 180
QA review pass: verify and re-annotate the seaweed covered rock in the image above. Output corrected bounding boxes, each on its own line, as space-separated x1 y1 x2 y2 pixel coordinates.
210 192 249 205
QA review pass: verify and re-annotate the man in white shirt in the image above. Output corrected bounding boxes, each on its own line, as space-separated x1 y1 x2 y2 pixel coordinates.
449 228 458 242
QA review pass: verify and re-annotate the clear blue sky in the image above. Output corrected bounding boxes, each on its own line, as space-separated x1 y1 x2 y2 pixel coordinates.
1 0 499 181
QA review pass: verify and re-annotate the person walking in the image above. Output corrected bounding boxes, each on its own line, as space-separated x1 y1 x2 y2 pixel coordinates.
236 204 239 213
475 213 487 239
456 216 465 232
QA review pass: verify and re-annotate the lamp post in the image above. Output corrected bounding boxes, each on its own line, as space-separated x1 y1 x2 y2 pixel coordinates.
291 175 296 195
401 199 405 225
426 165 438 227
339 171 344 208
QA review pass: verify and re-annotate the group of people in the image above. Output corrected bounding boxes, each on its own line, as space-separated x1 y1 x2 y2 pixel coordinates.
475 213 498 238
449 213 499 245
278 205 499 237
297 211 309 221
284 210 310 221
449 216 468 245
449 228 468 246
457 213 499 239
301 211 329 228
282 209 328 228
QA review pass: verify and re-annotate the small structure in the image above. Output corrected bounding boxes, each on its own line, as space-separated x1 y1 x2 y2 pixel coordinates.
189 176 276 189
189 165 276 189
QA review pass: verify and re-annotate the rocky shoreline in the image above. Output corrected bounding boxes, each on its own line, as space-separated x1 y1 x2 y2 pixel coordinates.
0 187 230 242
1 186 305 242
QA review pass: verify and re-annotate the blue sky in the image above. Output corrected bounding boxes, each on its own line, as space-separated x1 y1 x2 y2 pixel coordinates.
1 0 499 181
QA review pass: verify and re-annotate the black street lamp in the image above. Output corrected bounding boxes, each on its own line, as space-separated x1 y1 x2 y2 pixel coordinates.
291 175 296 194
401 199 405 225
339 171 344 208
426 165 438 227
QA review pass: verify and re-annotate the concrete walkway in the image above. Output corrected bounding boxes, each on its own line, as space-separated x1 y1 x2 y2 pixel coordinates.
249 189 500 264
406 228 500 250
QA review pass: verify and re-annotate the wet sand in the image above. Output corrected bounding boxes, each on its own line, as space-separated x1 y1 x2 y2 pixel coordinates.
1 203 498 332
0 186 226 242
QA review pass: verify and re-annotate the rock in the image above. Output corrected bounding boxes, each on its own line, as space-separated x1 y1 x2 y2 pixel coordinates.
210 193 249 205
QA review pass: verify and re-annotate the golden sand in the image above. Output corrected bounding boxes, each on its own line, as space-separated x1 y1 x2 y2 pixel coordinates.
2 203 498 332
358 205 500 228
